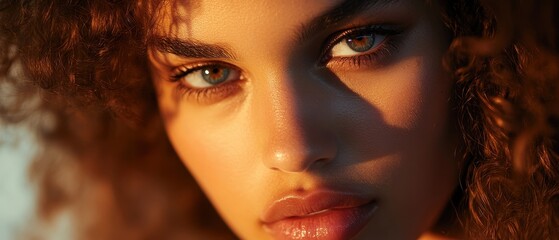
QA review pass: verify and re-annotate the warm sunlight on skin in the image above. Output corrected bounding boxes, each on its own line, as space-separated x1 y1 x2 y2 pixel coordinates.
148 0 459 239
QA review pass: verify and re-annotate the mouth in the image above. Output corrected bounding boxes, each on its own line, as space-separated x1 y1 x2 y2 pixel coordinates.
260 190 378 240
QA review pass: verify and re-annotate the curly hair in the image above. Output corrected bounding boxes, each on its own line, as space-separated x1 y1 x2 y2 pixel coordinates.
1 1 234 239
439 1 559 238
1 0 558 239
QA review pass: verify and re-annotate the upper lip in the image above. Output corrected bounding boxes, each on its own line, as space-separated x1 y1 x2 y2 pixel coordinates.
260 190 375 224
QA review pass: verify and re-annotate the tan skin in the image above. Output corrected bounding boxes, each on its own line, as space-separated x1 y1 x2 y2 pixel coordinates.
149 0 458 239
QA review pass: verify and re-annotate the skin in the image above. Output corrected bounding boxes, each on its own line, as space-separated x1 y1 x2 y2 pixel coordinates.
148 0 459 239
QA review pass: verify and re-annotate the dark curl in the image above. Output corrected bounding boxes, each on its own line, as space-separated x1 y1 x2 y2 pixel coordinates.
1 0 558 239
1 0 234 238
439 0 559 238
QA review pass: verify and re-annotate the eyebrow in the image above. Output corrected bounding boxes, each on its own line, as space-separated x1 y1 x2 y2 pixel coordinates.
149 37 237 59
296 0 397 43
149 0 395 59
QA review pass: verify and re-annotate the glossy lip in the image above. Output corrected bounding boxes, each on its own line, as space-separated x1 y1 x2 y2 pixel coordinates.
261 190 378 240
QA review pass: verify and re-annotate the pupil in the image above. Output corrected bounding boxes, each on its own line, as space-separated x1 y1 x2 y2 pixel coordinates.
346 34 375 52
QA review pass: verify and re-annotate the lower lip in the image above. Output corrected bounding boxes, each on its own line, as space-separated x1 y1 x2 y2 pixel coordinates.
263 201 377 240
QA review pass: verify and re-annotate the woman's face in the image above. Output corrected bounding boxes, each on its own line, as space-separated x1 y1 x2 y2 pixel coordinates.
149 0 458 239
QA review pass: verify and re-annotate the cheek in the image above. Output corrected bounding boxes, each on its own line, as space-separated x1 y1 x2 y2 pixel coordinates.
163 107 255 199
160 101 268 238
342 57 450 132
340 56 456 237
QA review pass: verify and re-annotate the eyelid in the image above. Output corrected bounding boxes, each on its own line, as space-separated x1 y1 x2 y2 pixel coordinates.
170 61 245 88
319 24 404 64
170 62 233 81
168 61 246 104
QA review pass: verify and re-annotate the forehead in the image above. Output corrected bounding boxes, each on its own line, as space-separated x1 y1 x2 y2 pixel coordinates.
154 0 339 40
153 0 412 40
149 0 426 66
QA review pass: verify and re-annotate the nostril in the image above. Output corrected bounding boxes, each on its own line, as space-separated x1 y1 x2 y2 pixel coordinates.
269 151 313 173
314 157 332 166
300 158 331 172
265 147 336 173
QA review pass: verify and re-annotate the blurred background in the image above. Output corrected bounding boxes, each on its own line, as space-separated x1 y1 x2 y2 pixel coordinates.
0 126 71 239
0 126 36 239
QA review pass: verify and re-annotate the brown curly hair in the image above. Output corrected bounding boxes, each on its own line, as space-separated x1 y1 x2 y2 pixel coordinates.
1 0 558 239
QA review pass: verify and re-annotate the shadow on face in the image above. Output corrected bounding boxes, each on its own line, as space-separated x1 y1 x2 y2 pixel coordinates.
147 0 459 239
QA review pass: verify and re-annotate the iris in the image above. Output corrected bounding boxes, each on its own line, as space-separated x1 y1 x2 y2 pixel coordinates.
345 34 375 52
202 66 230 85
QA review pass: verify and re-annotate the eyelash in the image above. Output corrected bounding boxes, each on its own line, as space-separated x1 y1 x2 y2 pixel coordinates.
170 63 244 102
320 25 403 68
169 24 404 102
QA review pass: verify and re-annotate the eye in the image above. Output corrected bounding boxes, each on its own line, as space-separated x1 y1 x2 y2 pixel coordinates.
173 64 242 89
330 31 387 58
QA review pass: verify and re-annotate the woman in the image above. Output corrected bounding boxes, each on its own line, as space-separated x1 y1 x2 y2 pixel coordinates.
1 0 557 239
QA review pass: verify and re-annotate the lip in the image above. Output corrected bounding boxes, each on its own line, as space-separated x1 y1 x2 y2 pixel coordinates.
261 190 378 240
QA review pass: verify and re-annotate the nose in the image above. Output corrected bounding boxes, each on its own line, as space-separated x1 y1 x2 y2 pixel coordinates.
255 70 338 173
